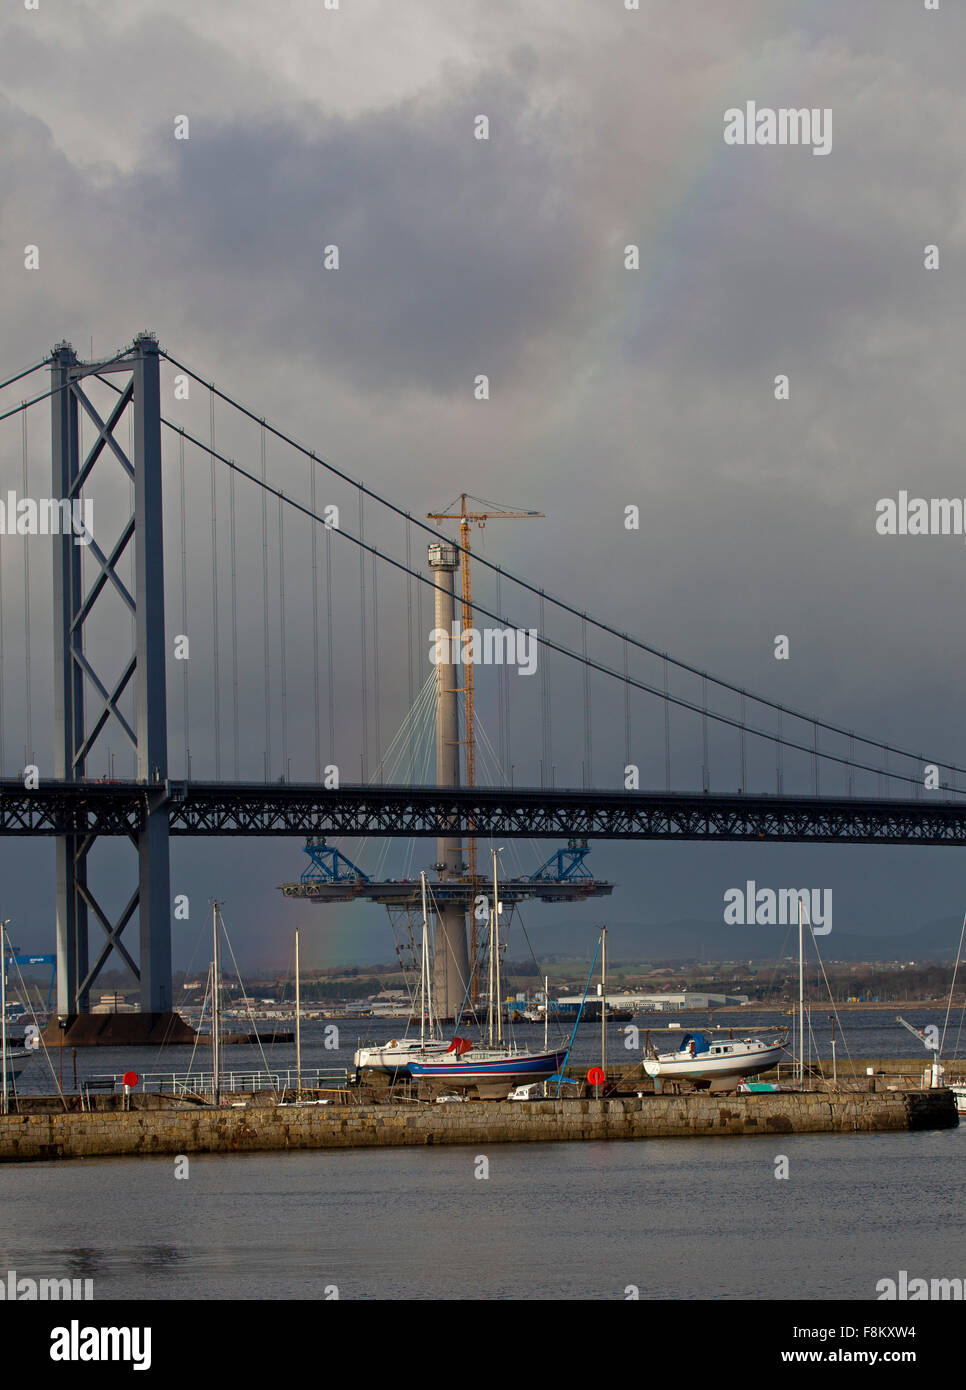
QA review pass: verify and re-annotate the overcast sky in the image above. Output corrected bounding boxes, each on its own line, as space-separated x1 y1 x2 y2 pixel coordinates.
1 0 965 976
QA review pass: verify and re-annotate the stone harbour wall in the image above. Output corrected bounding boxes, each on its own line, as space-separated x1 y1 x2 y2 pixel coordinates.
0 1089 955 1163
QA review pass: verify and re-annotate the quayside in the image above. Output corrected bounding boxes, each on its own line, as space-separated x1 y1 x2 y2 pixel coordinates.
0 1089 955 1163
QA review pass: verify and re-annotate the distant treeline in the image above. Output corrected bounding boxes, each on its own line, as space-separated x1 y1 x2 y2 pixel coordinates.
275 977 385 1002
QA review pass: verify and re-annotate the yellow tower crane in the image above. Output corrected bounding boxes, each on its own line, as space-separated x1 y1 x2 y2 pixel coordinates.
427 494 543 1000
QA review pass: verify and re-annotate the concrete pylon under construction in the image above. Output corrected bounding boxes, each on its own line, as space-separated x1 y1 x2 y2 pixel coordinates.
427 541 470 1019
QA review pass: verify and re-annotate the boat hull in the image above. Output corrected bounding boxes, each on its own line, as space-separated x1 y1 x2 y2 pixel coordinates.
408 1049 568 1086
643 1042 785 1080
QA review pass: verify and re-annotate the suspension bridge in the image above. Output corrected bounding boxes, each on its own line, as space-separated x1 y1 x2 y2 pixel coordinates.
0 333 963 1027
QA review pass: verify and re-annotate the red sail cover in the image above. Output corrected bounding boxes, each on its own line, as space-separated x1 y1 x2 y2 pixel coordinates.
446 1037 473 1056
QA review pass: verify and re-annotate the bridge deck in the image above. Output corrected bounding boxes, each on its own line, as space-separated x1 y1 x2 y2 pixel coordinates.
2 779 966 844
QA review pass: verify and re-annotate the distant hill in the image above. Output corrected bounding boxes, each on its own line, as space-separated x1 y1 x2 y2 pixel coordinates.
519 916 964 964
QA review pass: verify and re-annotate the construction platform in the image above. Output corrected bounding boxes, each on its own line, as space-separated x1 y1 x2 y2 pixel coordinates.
278 836 614 905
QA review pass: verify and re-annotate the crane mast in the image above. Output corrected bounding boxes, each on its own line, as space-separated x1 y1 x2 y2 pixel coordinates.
426 493 543 1002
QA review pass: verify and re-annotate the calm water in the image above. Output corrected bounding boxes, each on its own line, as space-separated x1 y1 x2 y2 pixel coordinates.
2 1128 964 1300
11 1007 962 1095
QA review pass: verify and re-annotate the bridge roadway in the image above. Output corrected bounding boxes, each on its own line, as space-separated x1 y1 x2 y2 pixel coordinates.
2 779 966 844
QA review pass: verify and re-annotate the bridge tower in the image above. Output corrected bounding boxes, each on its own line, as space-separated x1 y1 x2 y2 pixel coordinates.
50 334 172 1026
427 541 471 1019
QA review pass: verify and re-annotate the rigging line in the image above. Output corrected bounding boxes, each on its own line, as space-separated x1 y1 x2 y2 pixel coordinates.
801 899 855 1073
137 409 950 792
159 349 937 774
310 458 321 782
358 494 368 782
218 908 279 1102
940 907 966 1055
279 493 288 781
209 393 220 780
260 424 271 781
21 406 31 766
346 674 436 865
179 431 190 776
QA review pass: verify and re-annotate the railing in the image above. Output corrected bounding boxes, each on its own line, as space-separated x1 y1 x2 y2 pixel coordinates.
85 1067 351 1099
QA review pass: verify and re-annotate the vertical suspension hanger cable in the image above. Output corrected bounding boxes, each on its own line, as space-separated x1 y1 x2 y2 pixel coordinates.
210 391 220 779
622 637 630 775
21 405 32 767
582 614 591 787
129 397 135 701
406 517 415 783
326 513 335 766
540 592 550 785
372 547 382 782
739 691 746 792
701 675 709 793
777 709 783 794
358 493 368 781
230 443 239 779
0 509 5 774
496 570 506 782
813 723 819 796
848 731 854 798
179 430 190 777
260 423 271 782
278 493 288 780
310 457 321 783
502 573 512 784
664 654 671 792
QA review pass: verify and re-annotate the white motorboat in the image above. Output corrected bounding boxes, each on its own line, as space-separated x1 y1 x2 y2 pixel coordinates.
642 1030 786 1080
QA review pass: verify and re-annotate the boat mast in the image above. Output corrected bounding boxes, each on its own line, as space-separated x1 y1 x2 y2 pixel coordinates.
601 926 607 1079
492 849 503 1046
487 875 494 1047
420 871 429 1049
295 927 302 1101
798 898 805 1089
212 901 221 1107
544 973 549 1052
1 919 8 1116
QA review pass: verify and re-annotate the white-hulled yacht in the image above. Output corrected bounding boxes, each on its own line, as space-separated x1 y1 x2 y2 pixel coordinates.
642 1029 786 1081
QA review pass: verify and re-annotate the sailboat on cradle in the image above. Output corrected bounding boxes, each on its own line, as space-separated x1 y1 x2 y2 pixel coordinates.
352 871 451 1075
408 850 569 1091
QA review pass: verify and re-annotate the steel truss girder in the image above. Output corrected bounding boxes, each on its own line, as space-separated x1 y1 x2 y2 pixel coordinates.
4 780 966 845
